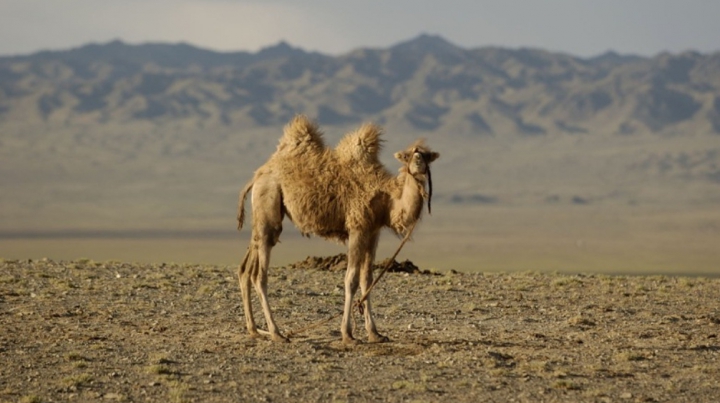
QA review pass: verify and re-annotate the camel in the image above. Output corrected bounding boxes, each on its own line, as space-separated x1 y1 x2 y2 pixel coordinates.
236 115 439 344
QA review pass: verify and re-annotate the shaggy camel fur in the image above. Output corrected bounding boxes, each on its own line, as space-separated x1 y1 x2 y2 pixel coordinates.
237 115 439 344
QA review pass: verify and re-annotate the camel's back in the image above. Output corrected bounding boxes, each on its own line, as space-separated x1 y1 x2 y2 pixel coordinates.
270 117 391 241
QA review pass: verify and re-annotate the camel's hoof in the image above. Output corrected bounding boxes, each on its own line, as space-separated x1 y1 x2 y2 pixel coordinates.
368 334 391 343
248 331 262 339
272 333 290 343
342 336 361 346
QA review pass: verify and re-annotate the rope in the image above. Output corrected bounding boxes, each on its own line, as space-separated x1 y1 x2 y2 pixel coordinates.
285 221 418 339
354 221 417 312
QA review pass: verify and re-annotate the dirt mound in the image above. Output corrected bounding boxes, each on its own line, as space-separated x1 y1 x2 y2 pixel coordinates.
284 253 348 271
283 253 435 274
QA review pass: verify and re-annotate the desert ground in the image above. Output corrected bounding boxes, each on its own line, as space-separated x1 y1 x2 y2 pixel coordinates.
2 256 720 403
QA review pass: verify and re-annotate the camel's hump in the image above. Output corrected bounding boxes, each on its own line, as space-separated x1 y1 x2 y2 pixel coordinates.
335 123 384 163
277 115 326 152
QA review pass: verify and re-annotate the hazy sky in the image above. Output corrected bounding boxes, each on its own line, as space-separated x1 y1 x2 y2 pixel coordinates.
1 0 719 57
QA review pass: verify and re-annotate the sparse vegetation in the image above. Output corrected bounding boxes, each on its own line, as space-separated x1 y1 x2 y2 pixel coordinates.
62 373 93 388
147 364 173 375
64 352 88 362
167 381 190 403
552 380 583 390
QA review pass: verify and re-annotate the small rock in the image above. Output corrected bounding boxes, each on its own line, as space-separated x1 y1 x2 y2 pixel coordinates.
620 392 632 399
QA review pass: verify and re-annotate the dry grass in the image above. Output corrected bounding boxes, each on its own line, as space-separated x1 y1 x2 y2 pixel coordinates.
61 373 93 388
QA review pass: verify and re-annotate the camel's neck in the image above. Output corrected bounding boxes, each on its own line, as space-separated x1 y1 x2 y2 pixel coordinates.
387 170 426 235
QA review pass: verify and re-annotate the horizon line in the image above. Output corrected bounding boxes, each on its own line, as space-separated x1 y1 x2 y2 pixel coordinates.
3 33 708 61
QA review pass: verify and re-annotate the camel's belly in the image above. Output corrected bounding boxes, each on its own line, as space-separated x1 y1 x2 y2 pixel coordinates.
281 186 349 239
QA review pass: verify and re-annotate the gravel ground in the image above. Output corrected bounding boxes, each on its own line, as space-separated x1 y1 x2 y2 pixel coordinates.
2 258 720 402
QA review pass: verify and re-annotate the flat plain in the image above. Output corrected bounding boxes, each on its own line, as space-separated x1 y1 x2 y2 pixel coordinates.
2 257 720 402
2 204 719 402
2 204 718 275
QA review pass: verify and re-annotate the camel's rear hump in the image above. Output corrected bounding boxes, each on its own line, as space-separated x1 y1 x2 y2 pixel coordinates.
335 123 384 165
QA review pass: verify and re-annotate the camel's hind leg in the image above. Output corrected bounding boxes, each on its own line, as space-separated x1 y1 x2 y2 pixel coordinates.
238 176 286 342
251 228 287 342
238 248 259 337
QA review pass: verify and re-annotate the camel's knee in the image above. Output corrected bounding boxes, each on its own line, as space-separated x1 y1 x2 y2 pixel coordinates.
360 265 374 286
344 270 360 293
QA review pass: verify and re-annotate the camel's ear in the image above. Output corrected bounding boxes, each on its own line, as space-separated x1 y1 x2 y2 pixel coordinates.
428 152 440 162
394 151 410 163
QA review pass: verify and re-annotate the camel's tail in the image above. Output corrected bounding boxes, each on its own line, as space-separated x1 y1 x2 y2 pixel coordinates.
237 179 254 230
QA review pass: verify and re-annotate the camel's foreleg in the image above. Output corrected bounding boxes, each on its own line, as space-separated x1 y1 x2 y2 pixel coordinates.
341 232 364 344
360 231 389 343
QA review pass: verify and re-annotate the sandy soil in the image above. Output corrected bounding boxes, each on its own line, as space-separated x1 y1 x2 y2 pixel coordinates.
2 257 720 402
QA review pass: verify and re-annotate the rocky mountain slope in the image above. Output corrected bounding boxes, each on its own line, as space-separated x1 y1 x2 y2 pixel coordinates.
1 35 719 234
2 34 720 135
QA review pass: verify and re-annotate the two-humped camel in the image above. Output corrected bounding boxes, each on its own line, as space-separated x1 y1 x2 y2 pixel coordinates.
237 115 439 344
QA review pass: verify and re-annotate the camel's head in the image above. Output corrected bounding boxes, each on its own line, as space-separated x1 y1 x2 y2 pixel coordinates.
394 140 439 214
394 140 439 177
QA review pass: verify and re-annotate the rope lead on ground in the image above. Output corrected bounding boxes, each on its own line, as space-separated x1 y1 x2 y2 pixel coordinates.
286 221 418 339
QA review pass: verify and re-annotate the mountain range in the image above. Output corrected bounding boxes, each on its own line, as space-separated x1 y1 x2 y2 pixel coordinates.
1 35 719 235
2 34 720 135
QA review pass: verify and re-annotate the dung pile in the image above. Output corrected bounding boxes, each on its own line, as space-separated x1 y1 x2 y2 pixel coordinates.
284 253 348 271
283 253 432 274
